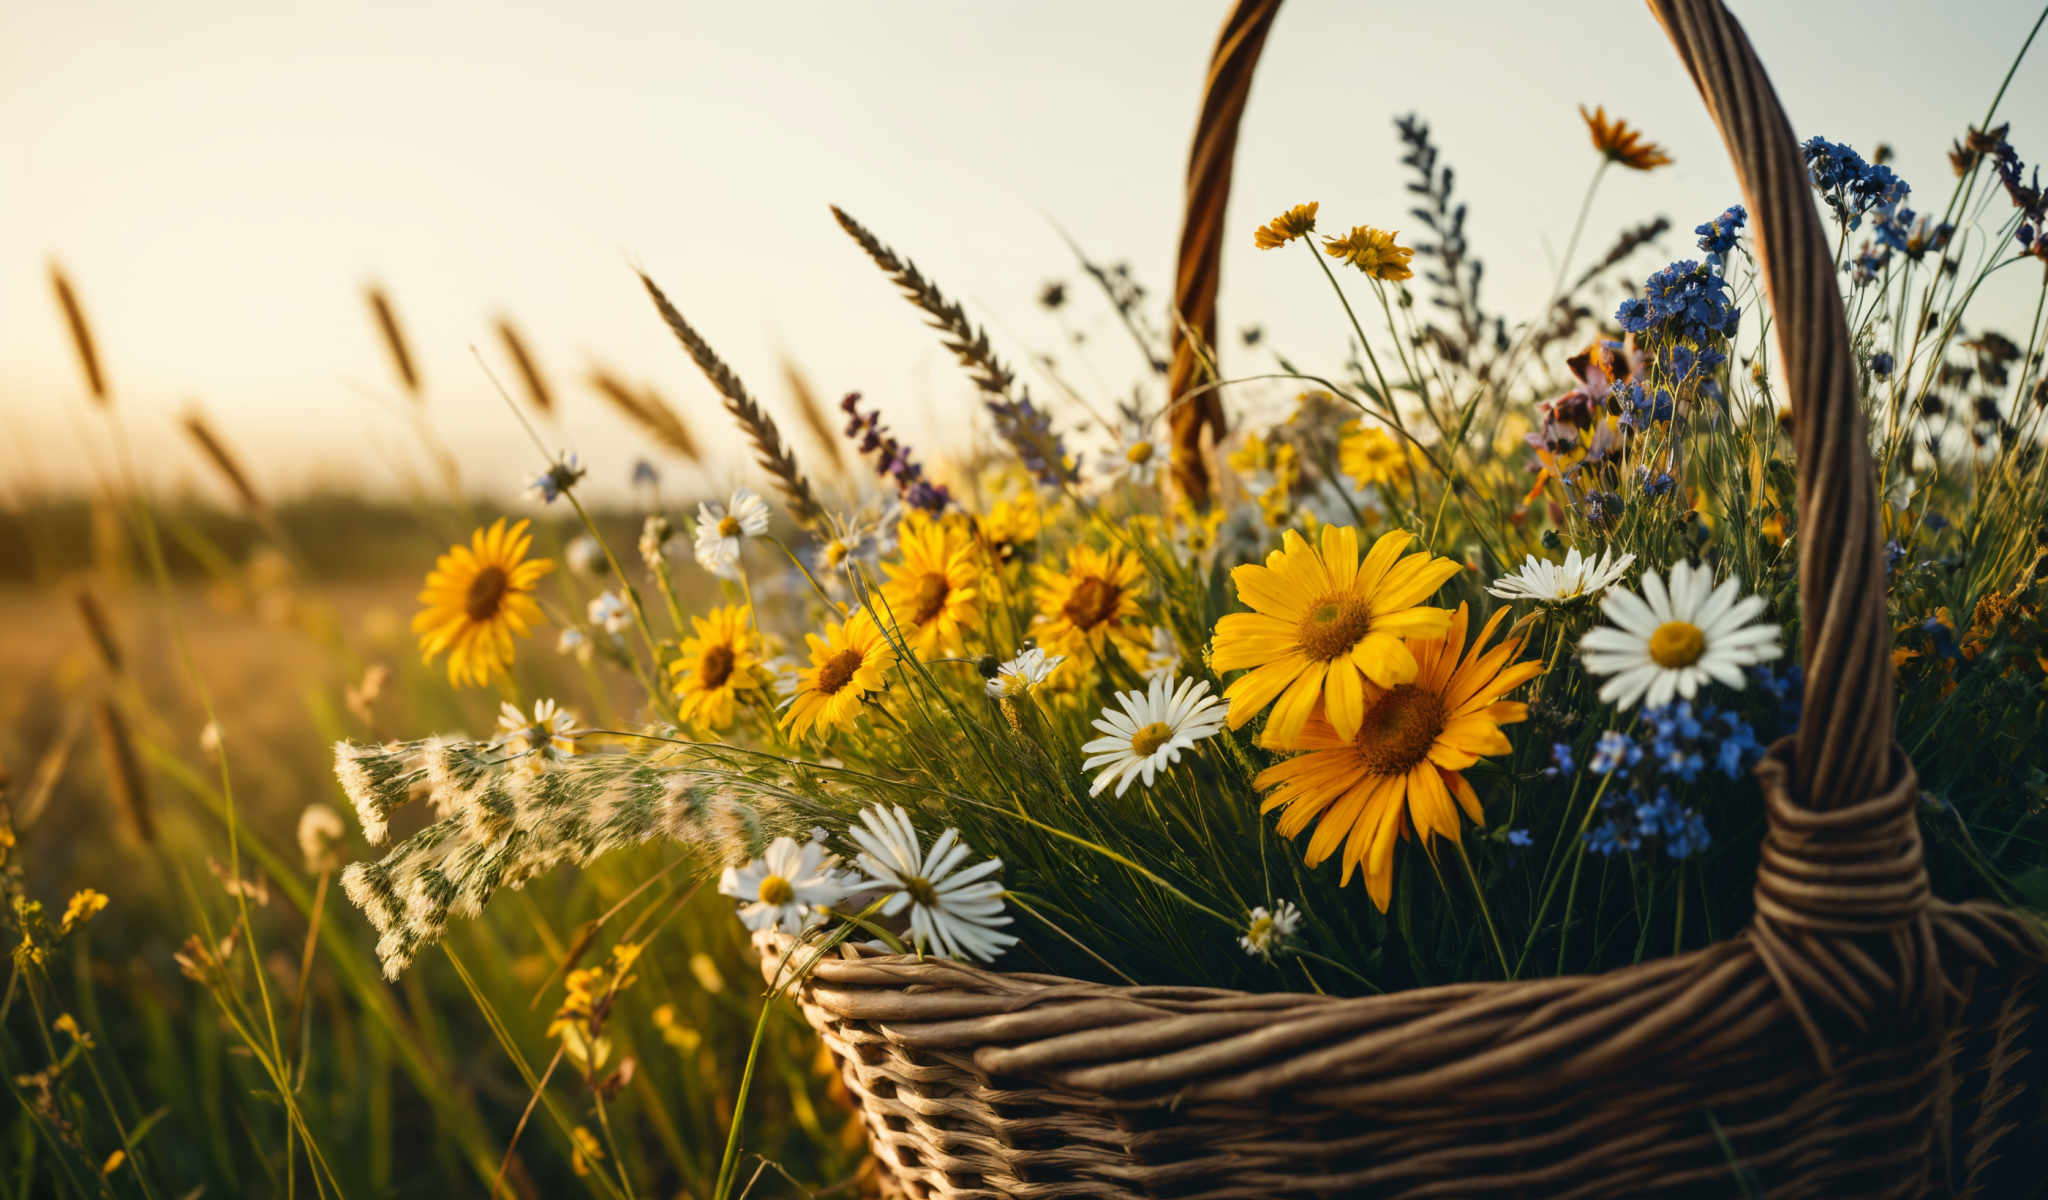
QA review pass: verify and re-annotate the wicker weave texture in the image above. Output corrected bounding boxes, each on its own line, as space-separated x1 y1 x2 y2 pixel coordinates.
759 0 2046 1194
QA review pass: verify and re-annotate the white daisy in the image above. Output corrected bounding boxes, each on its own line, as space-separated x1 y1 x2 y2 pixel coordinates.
848 805 1016 962
564 533 606 575
694 487 771 579
1109 428 1164 487
495 698 579 760
1081 673 1229 798
1487 548 1636 607
587 591 630 635
986 647 1064 697
719 835 851 934
1579 560 1782 710
1238 900 1302 959
557 627 593 663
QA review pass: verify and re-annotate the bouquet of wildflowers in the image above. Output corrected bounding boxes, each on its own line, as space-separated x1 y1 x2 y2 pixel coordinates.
334 96 2047 1008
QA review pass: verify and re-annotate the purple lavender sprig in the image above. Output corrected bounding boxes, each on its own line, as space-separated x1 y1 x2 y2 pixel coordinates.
841 392 953 513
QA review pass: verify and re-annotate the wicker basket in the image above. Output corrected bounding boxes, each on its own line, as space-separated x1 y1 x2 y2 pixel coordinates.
760 1 2046 1194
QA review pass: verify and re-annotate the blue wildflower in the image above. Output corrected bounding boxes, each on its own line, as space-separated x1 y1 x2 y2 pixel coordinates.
1546 742 1576 778
1694 204 1746 264
1635 468 1676 499
1583 490 1623 530
1506 828 1534 848
1801 136 1910 230
631 458 660 487
1589 729 1638 776
1666 809 1712 859
1870 351 1895 378
525 452 585 504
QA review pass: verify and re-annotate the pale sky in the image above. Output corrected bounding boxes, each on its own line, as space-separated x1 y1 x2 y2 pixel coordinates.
4 0 2043 505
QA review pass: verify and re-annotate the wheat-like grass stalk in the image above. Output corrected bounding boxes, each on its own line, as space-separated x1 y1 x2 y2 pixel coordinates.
636 271 825 528
783 360 847 473
74 589 125 674
181 410 265 512
49 263 108 405
590 368 702 462
365 285 421 398
828 205 1075 486
494 318 554 416
93 699 153 844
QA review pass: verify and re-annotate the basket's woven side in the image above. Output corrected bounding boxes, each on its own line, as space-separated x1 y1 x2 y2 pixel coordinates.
1164 0 1282 506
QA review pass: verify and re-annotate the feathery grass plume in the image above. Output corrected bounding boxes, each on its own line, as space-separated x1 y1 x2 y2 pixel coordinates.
495 317 555 416
636 271 826 528
1395 114 1502 367
365 284 421 398
180 410 264 512
334 739 762 977
829 205 1078 487
782 360 847 473
73 589 124 674
49 264 108 405
589 368 701 462
93 700 153 844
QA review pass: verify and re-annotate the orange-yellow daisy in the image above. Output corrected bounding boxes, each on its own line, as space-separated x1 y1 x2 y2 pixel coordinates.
1210 525 1460 745
670 605 766 730
1579 105 1673 171
879 514 980 656
1256 604 1541 910
781 610 895 741
1031 543 1152 669
1253 202 1319 250
1323 226 1414 282
1339 421 1411 489
412 517 554 687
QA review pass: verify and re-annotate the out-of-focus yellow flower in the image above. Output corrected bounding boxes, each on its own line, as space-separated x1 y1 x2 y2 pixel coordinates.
411 517 554 688
1253 202 1319 250
689 952 726 994
1323 226 1414 281
1339 421 1412 490
101 1150 126 1176
1580 105 1673 171
570 1126 605 1176
54 1012 91 1044
61 889 108 933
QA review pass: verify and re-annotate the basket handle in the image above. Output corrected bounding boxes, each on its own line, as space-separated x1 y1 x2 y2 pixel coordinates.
1170 0 1910 915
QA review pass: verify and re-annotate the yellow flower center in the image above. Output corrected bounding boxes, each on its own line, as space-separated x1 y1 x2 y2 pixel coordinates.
1063 576 1121 631
1648 620 1707 668
823 539 849 567
903 876 939 908
815 647 866 695
1296 591 1376 661
757 874 794 905
717 515 743 538
1353 685 1445 775
698 643 736 689
465 565 509 622
1246 915 1274 944
1125 442 1155 465
1128 720 1174 759
908 571 952 625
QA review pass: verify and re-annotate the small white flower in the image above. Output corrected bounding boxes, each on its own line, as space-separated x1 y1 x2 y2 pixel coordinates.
986 647 1064 697
495 699 578 760
557 627 593 662
1238 900 1302 959
719 835 850 934
1108 427 1163 486
848 805 1016 962
1487 548 1636 607
638 514 673 569
1579 560 1782 710
587 591 629 635
297 804 347 875
565 533 606 575
1081 673 1229 798
1141 625 1180 684
694 488 771 580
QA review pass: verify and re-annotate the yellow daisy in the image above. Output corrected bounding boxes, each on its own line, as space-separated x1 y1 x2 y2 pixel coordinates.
1253 201 1319 250
1210 525 1460 745
1580 105 1673 171
1323 225 1415 282
1339 421 1412 489
1031 543 1152 669
412 517 554 687
782 610 895 741
879 514 981 657
979 492 1042 565
1255 605 1541 911
670 605 766 730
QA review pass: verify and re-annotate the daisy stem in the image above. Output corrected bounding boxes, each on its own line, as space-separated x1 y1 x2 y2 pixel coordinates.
562 489 669 705
1453 840 1510 978
1302 240 1404 430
